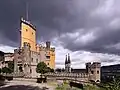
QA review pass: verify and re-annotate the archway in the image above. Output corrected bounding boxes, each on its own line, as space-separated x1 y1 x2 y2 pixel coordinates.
19 66 23 72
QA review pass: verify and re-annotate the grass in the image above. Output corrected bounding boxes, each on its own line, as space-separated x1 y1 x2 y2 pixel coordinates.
48 81 104 90
83 84 107 90
55 83 82 90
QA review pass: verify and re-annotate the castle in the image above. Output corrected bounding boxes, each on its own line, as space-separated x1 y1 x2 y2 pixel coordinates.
13 18 55 78
64 54 101 82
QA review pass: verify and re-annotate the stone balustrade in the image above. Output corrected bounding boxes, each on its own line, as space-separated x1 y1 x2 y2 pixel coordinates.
43 72 88 78
1 72 24 77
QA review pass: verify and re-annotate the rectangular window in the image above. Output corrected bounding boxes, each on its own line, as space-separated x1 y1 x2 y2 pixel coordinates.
36 59 38 63
91 71 94 74
30 69 32 73
97 71 99 74
31 58 33 62
46 56 50 59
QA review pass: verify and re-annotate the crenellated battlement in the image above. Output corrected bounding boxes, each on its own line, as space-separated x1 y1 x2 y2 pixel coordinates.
51 48 55 52
91 62 101 68
21 18 36 30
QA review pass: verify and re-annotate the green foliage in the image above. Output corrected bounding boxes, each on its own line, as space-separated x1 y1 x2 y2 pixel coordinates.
84 84 104 90
84 77 120 90
50 68 54 72
0 68 1 73
47 67 54 72
103 78 120 90
36 62 54 74
36 62 48 74
55 68 61 72
55 83 80 90
1 67 10 73
61 68 65 72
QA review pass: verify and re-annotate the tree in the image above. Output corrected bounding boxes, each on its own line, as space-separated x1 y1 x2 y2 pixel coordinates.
1 67 10 73
104 77 120 90
61 68 65 72
55 68 61 72
36 62 48 74
50 68 54 72
46 67 54 72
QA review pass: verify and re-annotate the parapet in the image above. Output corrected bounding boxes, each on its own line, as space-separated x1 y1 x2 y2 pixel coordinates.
14 48 23 54
86 62 91 65
39 46 46 51
23 42 31 48
14 49 20 53
91 62 101 68
50 48 55 52
21 18 36 31
46 41 50 49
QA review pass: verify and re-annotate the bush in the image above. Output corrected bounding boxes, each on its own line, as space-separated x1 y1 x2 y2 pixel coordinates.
69 81 83 89
0 75 5 81
37 78 42 83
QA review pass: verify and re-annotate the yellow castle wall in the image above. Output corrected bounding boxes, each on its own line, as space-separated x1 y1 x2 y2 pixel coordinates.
21 21 36 52
49 50 55 69
43 50 55 69
20 18 55 69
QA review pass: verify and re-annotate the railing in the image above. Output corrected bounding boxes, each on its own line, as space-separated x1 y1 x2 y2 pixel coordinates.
0 72 88 79
1 72 24 77
43 72 88 78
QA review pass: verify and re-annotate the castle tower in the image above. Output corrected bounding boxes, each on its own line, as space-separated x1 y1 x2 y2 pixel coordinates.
20 18 36 52
22 42 31 77
86 62 91 73
86 62 101 82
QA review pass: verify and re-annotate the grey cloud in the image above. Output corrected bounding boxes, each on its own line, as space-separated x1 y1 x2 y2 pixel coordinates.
0 0 99 44
1 0 120 56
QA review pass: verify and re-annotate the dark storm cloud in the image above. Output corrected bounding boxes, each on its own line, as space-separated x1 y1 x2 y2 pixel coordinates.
0 0 99 45
1 0 120 55
0 0 27 46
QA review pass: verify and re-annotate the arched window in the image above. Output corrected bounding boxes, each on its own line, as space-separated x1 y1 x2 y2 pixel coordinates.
97 71 99 74
31 58 33 62
30 69 32 73
36 59 38 63
91 71 94 74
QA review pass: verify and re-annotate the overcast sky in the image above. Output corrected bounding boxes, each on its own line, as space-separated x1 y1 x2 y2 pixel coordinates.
0 0 120 69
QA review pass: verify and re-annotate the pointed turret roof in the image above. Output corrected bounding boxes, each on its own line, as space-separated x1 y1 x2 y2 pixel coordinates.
68 53 71 63
65 55 68 64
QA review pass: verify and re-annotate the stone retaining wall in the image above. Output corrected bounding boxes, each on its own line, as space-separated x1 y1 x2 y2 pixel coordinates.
13 78 37 82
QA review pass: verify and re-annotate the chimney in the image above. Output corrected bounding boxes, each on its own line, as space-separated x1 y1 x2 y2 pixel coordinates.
46 41 50 49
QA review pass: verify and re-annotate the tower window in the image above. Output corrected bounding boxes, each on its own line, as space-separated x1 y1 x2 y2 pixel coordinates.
30 69 32 73
31 58 33 62
32 32 33 35
46 56 50 59
48 63 49 65
91 71 94 74
36 59 38 63
97 71 99 74
26 29 28 32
